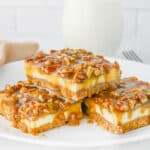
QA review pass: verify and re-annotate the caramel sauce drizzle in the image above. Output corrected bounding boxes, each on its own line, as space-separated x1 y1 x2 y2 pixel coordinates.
140 107 145 114
128 111 132 119
115 111 123 124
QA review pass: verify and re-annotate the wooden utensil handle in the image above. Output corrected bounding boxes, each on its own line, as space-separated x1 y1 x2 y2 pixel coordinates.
0 42 39 65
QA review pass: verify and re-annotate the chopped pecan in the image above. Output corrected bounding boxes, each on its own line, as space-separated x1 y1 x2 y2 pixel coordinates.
70 54 77 60
69 113 80 125
63 57 71 66
103 63 112 73
146 91 150 98
87 66 94 78
95 63 102 69
5 84 15 94
115 100 129 111
75 64 83 72
94 69 102 76
88 62 95 67
43 65 59 73
113 61 120 69
110 91 118 97
102 101 111 109
73 72 87 83
95 98 104 104
82 54 93 61
44 59 52 65
35 51 47 59
38 94 46 102
25 57 33 63
96 55 104 59
137 92 148 104
59 67 73 77
128 99 136 109
49 49 57 54
55 100 66 110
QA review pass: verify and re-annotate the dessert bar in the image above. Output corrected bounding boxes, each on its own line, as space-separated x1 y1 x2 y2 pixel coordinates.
0 81 83 135
84 77 150 133
25 49 121 102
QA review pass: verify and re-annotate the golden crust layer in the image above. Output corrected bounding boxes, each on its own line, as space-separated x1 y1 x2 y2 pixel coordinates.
15 110 83 135
17 119 65 135
27 76 112 102
89 114 150 134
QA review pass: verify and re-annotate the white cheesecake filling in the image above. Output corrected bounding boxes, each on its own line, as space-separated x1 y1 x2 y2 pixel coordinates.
95 105 150 125
28 67 119 92
21 111 71 129
21 105 81 129
21 114 57 129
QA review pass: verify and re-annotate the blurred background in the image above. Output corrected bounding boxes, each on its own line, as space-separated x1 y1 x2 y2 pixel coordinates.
0 1 150 149
0 0 150 63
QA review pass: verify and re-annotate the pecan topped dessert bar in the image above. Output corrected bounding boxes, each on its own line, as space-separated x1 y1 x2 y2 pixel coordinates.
0 81 83 135
25 49 121 102
84 77 150 133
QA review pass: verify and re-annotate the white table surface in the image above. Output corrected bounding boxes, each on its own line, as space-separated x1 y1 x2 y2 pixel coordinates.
0 41 150 150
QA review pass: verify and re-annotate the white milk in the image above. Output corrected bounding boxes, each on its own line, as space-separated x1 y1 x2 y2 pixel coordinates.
63 0 122 56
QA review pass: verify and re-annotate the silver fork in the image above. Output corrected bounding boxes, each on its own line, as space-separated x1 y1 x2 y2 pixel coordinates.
122 50 143 63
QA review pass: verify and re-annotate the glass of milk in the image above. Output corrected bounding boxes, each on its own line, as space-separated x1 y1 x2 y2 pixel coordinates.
63 0 122 56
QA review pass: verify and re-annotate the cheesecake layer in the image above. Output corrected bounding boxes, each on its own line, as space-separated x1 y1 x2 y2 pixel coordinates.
25 49 121 102
0 81 83 135
84 77 150 133
25 65 120 92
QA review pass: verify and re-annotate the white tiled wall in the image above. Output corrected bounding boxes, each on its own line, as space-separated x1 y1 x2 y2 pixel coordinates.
0 0 64 50
0 0 150 57
121 0 150 63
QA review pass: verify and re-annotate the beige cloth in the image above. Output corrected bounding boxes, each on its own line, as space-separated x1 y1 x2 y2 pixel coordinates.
0 41 39 66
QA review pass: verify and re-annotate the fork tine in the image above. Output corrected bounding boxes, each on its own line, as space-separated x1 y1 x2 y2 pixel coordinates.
122 50 143 63
126 51 134 61
122 51 129 60
130 50 143 63
128 50 139 62
123 51 133 61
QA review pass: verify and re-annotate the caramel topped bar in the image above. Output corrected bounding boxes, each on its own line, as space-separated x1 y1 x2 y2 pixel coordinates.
0 81 83 135
25 49 121 102
84 77 150 133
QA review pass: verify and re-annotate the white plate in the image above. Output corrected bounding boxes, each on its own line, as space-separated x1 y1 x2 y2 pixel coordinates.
0 58 150 148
